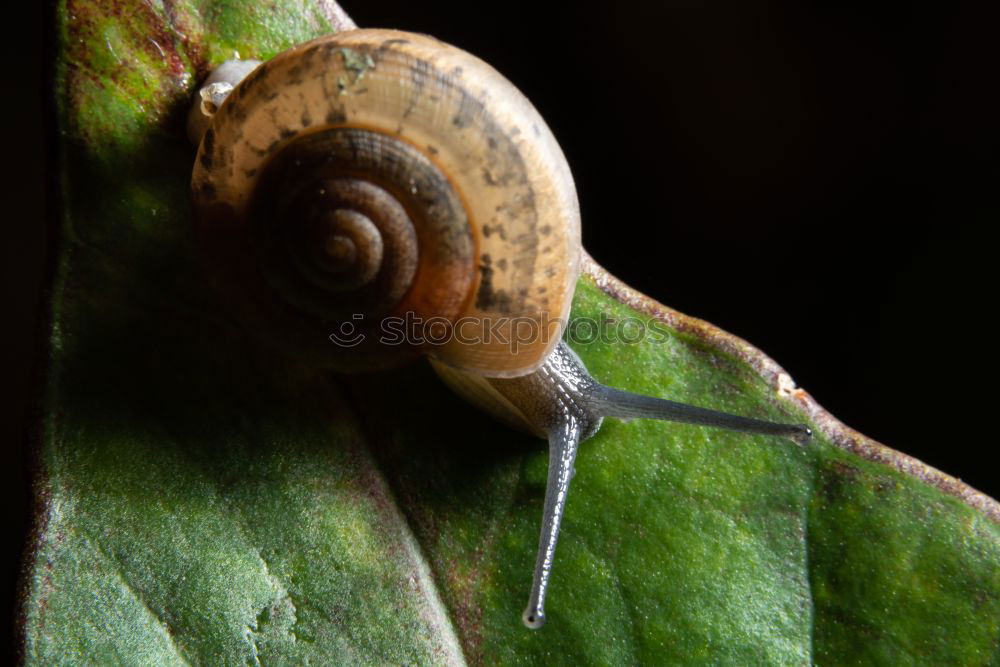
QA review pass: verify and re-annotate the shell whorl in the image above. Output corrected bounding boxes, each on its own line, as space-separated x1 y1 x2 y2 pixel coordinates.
192 29 581 376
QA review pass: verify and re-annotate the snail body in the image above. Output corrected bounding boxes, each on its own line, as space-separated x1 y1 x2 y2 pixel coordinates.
190 28 810 629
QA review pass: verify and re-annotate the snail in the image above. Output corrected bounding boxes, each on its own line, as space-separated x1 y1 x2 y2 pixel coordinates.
188 28 811 630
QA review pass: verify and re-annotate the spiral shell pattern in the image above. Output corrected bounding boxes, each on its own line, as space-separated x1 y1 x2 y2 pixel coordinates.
192 29 580 377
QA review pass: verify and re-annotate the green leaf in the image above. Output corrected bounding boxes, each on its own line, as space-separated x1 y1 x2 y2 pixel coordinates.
23 0 1000 664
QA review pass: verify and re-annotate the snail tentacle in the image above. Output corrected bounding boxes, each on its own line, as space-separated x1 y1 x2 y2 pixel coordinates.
523 416 583 630
587 385 812 445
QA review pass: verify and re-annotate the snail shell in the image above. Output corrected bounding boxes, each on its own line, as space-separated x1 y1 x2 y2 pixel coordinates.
191 29 580 377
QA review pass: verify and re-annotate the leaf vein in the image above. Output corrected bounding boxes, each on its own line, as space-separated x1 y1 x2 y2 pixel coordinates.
86 530 192 665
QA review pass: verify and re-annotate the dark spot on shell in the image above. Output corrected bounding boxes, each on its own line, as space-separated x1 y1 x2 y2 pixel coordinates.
485 223 507 240
202 128 215 154
326 107 347 124
497 258 508 271
237 65 266 97
475 254 495 309
244 168 257 178
539 225 552 236
519 234 540 253
475 254 517 312
452 89 480 129
410 60 431 87
426 145 438 155
381 38 411 48
482 168 498 187
279 127 297 140
229 104 249 124
199 181 216 198
403 60 431 118
494 290 514 311
487 136 498 150
482 224 508 240
301 108 312 126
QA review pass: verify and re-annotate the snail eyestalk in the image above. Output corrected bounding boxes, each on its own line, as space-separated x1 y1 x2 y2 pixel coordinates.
588 386 813 446
523 418 584 629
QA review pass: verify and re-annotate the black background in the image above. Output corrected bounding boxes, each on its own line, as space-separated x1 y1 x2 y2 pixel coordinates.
4 0 998 654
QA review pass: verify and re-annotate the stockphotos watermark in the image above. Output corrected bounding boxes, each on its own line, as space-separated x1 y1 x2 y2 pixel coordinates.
329 312 670 352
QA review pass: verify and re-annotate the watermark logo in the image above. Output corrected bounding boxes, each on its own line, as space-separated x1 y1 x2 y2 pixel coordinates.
328 312 670 351
328 314 366 347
